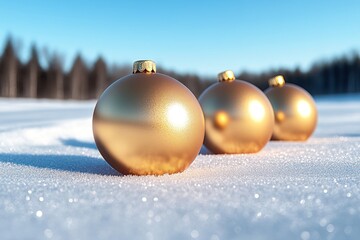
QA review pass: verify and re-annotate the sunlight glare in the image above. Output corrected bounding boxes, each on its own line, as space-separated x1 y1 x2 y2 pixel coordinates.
166 103 189 129
249 100 265 122
297 100 311 117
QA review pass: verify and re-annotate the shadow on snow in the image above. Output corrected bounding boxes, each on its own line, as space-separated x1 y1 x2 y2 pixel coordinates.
60 138 97 150
0 153 121 176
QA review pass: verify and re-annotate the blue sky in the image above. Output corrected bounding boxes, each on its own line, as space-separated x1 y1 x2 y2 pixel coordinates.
1 0 360 76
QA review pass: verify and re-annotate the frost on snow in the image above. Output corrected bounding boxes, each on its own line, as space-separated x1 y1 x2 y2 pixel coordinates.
0 95 360 240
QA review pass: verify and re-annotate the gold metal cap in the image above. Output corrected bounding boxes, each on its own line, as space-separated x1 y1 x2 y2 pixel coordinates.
218 70 235 82
133 60 156 74
269 75 285 87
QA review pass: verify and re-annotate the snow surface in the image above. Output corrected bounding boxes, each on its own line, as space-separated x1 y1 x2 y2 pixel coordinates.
0 95 360 240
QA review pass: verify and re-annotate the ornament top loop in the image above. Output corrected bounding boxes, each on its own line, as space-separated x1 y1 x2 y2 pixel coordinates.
133 60 156 74
218 70 235 82
269 75 285 87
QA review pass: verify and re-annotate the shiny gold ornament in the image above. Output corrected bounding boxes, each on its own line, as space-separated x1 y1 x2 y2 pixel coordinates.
93 60 205 175
198 70 274 154
264 75 317 141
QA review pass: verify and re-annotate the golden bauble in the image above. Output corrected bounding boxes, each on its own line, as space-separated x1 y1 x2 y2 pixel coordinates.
93 60 205 175
264 75 318 141
198 70 274 154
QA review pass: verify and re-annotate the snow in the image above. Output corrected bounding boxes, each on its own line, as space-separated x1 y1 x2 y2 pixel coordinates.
1 94 360 240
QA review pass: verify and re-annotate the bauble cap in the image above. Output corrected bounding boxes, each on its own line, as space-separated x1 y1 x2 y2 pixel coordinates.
269 75 285 87
133 60 156 74
218 70 235 82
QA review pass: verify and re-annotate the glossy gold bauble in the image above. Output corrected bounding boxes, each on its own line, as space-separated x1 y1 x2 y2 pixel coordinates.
198 70 274 154
264 75 317 141
93 60 205 175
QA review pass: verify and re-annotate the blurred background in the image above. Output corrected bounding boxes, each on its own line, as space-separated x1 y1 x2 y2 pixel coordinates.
0 0 360 99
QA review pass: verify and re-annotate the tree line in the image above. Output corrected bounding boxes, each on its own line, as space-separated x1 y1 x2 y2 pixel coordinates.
1 38 360 100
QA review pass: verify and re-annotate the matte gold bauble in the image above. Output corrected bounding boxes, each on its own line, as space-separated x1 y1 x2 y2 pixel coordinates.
198 70 274 154
264 75 317 141
93 60 205 175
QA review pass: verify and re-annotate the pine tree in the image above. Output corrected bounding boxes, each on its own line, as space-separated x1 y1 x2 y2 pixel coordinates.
0 38 18 97
24 45 39 98
68 54 88 99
